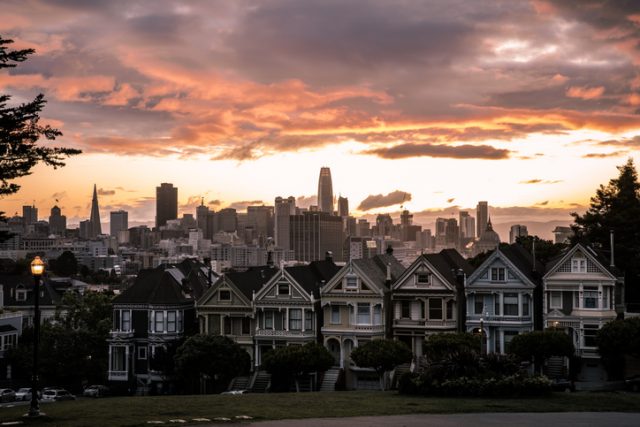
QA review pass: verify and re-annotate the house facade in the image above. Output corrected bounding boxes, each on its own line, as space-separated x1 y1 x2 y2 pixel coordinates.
320 254 404 389
543 244 618 381
466 244 542 354
392 249 472 358
108 259 208 394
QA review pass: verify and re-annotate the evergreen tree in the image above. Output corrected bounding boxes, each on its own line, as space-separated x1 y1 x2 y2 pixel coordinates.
571 158 640 304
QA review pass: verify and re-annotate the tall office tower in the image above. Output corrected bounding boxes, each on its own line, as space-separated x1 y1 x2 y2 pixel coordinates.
110 210 129 237
79 219 91 239
196 198 209 237
49 205 66 236
317 167 334 214
156 183 178 229
400 209 421 242
338 196 349 217
357 219 371 237
22 205 38 227
435 217 447 237
375 214 393 237
89 184 102 238
459 211 476 239
217 208 237 232
445 218 459 247
247 205 274 239
290 211 344 262
476 201 488 238
274 196 296 249
206 210 218 238
509 224 529 244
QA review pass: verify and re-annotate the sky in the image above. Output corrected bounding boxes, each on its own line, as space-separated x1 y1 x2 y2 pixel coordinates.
1 0 639 234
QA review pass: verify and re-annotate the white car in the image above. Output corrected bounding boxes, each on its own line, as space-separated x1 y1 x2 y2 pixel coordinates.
15 388 35 401
0 388 16 403
42 389 75 402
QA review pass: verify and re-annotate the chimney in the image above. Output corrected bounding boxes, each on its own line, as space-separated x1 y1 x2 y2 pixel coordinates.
325 251 333 262
532 239 536 272
610 230 615 268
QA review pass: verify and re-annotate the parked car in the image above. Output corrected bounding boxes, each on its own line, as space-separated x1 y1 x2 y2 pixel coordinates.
0 388 16 402
625 375 640 392
14 388 41 401
83 385 109 398
550 378 575 392
42 389 76 402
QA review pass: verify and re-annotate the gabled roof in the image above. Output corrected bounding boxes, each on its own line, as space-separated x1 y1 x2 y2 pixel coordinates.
543 243 617 280
323 254 404 295
223 266 279 300
428 249 474 284
114 267 191 305
0 274 64 307
466 243 542 287
283 259 341 296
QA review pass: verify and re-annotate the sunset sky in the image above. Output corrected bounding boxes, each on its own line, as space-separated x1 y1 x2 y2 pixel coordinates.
1 0 639 234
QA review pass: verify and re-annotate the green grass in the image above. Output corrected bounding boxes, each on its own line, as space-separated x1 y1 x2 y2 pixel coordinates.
2 391 640 427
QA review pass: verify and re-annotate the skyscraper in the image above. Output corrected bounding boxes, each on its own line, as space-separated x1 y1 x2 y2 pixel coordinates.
459 211 476 239
22 204 38 227
338 196 349 217
274 196 296 249
290 211 343 262
89 184 102 238
196 198 209 237
110 210 129 237
156 183 178 229
49 205 66 236
317 167 334 214
509 224 528 244
476 201 488 238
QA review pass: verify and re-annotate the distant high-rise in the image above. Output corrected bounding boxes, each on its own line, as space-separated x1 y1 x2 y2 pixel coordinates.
89 184 102 238
509 224 528 244
247 205 274 239
476 201 488 238
217 208 237 232
22 205 38 227
49 205 66 236
459 211 476 239
317 167 334 214
290 211 343 262
338 196 349 217
196 198 209 237
156 183 178 229
110 210 129 237
275 196 296 249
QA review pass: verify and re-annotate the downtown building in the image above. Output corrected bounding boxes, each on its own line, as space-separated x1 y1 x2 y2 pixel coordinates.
290 211 344 262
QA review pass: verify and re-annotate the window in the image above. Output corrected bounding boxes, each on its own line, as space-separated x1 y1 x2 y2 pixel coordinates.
209 314 221 334
2 334 17 350
331 306 340 324
550 291 562 309
357 303 370 324
491 268 506 282
429 298 442 320
177 311 183 332
16 289 27 302
522 295 530 316
155 311 164 332
572 257 587 273
373 305 382 325
504 293 519 316
224 317 232 334
289 309 302 330
219 290 231 301
416 273 430 285
603 288 609 310
264 311 273 329
110 346 126 372
346 275 358 290
305 310 313 330
242 317 251 335
401 301 411 318
121 310 131 331
584 286 598 309
474 296 484 315
583 324 599 347
167 311 176 332
446 300 454 320
494 295 500 316
278 283 289 295
138 346 147 360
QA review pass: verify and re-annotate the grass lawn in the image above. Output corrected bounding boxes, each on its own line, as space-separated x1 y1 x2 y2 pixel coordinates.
1 391 640 427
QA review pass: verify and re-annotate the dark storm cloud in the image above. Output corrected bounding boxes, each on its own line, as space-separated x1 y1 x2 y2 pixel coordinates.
358 191 411 211
364 143 511 160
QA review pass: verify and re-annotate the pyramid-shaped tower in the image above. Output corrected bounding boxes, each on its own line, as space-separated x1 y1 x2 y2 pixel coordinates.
89 184 102 238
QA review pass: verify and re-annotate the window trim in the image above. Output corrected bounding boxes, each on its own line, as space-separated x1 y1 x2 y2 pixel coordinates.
490 267 506 282
330 305 341 324
277 283 290 296
550 291 562 309
138 346 147 360
345 275 358 290
219 289 232 301
416 273 430 286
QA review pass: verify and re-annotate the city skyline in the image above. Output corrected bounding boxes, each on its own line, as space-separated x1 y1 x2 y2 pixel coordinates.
1 1 639 228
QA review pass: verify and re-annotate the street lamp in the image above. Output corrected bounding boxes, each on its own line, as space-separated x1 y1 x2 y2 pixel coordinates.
479 317 484 355
27 256 44 418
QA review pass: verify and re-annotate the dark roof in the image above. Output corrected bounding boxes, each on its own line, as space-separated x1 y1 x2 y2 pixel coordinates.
285 260 341 295
424 249 474 285
114 267 191 305
0 274 64 307
499 244 544 284
353 254 404 291
0 324 17 333
224 266 279 300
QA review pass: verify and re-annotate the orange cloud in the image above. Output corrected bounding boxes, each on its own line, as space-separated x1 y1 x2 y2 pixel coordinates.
566 86 605 100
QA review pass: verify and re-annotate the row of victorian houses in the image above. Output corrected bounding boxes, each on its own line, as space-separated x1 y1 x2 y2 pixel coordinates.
107 242 624 392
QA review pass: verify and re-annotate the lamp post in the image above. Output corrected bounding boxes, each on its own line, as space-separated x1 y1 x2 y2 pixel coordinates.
479 317 484 355
28 256 44 418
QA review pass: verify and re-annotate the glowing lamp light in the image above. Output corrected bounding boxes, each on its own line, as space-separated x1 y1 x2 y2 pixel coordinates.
30 256 45 276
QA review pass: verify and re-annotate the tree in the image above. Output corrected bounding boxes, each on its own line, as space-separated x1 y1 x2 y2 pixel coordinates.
508 330 574 374
515 235 568 265
1 36 81 197
262 342 334 392
597 318 640 379
423 332 481 362
50 250 79 277
572 158 640 304
174 335 250 394
350 339 412 390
